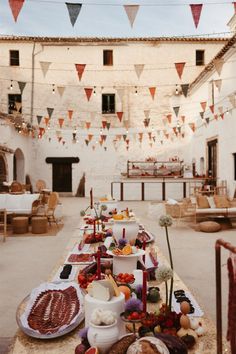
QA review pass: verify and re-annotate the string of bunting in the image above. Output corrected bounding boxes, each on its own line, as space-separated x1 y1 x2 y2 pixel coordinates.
7 0 236 29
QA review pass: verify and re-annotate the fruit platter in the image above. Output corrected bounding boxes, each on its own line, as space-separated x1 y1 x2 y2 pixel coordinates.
16 282 84 339
115 273 135 285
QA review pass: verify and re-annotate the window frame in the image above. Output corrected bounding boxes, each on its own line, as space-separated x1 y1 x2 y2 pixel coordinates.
102 93 115 114
195 50 205 66
9 50 20 66
103 50 113 66
8 94 22 114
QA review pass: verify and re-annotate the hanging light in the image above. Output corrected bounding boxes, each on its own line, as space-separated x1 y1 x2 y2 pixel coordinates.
93 86 96 95
52 84 55 94
226 108 229 115
126 129 129 135
100 128 102 135
135 86 138 95
175 85 179 95
10 80 13 90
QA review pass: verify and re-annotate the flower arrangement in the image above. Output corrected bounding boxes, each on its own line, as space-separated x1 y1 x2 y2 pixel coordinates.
155 265 173 307
158 214 174 310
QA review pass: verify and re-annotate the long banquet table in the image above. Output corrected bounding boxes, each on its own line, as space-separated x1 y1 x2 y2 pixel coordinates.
10 217 230 354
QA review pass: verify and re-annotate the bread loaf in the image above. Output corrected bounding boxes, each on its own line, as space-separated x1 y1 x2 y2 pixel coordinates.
109 334 136 354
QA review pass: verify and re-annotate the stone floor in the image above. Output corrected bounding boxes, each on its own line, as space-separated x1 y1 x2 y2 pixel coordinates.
0 197 235 353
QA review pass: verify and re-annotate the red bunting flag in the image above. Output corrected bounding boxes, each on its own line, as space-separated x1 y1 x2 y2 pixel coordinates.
190 4 203 28
9 0 25 22
166 114 172 124
220 113 224 120
39 127 45 137
68 110 73 120
209 104 214 114
165 133 169 139
181 115 185 123
149 87 156 100
175 62 186 80
102 120 107 129
75 64 86 81
88 134 93 141
138 132 143 141
84 88 93 101
200 101 207 112
58 137 62 143
233 2 236 12
58 118 64 128
44 117 50 126
99 140 103 146
101 134 107 142
85 122 91 129
214 114 218 120
148 132 152 140
117 112 123 122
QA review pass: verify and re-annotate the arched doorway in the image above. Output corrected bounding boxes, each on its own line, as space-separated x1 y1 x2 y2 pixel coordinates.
13 148 25 183
0 154 7 191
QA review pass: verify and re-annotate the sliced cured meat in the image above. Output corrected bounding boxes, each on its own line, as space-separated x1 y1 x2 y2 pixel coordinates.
27 286 80 334
67 254 94 263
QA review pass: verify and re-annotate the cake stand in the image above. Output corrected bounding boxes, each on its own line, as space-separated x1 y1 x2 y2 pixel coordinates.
106 249 145 275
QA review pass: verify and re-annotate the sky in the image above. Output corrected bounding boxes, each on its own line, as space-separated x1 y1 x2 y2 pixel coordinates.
0 0 234 38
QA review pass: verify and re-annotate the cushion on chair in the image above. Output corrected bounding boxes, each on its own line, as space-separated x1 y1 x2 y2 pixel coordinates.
213 195 230 208
197 196 210 209
199 221 221 233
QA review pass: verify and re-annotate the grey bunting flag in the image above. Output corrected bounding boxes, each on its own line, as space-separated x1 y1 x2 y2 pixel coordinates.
47 107 54 118
181 84 189 97
66 3 82 26
37 115 42 125
18 81 26 93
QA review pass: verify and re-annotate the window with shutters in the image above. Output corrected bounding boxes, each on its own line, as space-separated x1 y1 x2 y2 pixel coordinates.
8 94 22 114
102 94 115 114
10 50 20 66
103 50 113 66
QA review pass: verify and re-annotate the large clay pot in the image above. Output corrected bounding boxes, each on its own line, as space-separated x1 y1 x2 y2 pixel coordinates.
87 320 119 354
112 219 139 243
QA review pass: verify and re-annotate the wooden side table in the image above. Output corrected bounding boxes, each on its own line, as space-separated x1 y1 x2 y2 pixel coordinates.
0 209 7 242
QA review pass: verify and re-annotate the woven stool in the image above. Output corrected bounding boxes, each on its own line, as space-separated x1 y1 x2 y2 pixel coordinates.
12 216 29 234
31 216 48 234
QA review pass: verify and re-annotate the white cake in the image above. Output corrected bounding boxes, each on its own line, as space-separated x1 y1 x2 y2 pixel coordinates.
84 293 126 334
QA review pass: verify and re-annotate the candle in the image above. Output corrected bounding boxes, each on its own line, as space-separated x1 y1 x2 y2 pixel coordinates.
97 250 101 280
142 240 146 264
93 220 96 236
122 227 125 239
90 188 93 209
142 270 147 313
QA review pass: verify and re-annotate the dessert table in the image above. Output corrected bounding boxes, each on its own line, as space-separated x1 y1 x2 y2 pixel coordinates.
10 215 230 354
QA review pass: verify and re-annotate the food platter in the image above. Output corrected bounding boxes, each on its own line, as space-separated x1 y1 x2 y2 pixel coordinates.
16 282 84 339
65 252 95 265
106 249 145 258
137 230 154 244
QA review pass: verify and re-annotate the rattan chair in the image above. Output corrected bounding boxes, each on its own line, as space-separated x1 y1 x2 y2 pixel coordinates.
10 181 23 193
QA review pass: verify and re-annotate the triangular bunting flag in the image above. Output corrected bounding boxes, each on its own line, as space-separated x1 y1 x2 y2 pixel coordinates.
15 101 22 112
101 134 107 142
37 115 42 125
17 81 26 94
102 120 107 129
173 106 180 117
123 134 127 141
182 133 185 138
58 118 64 128
138 132 143 141
88 134 93 141
57 86 65 97
181 115 185 123
200 101 207 112
84 88 93 101
117 112 123 122
126 139 130 145
173 127 177 135
190 4 203 28
106 122 111 130
117 88 125 101
229 94 236 108
143 118 150 127
99 140 103 146
9 0 25 22
123 5 139 27
213 58 224 76
148 132 152 140
68 110 73 120
85 139 89 146
205 117 210 125
214 79 222 92
233 2 236 13
214 114 218 120
166 114 172 124
189 123 196 132
220 113 224 120
149 87 156 100
40 61 51 77
44 117 50 126
134 64 144 79
47 107 54 118
85 122 91 129
209 105 214 114
66 3 82 26
165 133 169 139
181 84 189 97
75 64 86 81
200 112 204 119
39 127 45 137
175 62 186 79
218 106 223 114
58 137 62 143
144 110 150 119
